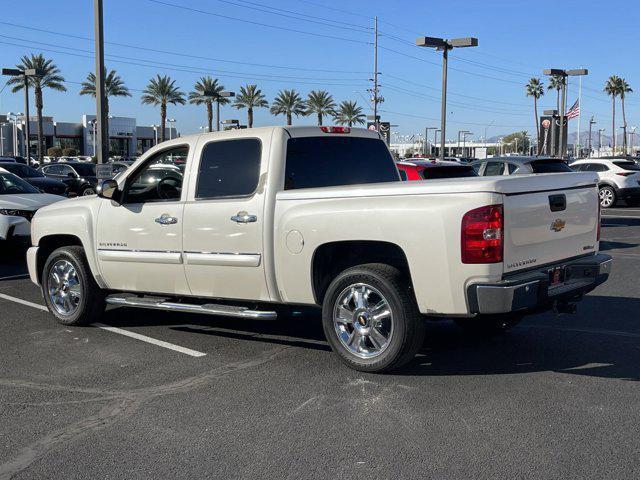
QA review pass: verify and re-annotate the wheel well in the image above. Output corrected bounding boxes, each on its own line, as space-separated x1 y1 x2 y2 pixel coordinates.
36 235 83 283
311 241 410 304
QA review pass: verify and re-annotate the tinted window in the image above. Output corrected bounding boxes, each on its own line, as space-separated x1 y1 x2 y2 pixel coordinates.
284 137 398 190
470 162 483 174
530 160 573 173
613 161 640 171
124 146 187 203
420 166 477 179
0 172 39 194
398 169 408 181
72 164 97 177
45 165 63 175
571 164 586 172
196 139 261 198
484 162 505 176
590 163 609 172
507 163 518 174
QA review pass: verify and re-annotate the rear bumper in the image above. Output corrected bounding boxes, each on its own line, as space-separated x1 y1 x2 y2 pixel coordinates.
467 253 612 315
617 187 640 201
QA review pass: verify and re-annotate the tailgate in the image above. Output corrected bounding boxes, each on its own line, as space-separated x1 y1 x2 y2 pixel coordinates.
503 181 599 274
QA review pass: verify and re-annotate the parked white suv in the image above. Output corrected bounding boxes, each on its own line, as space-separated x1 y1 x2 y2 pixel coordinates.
570 159 640 208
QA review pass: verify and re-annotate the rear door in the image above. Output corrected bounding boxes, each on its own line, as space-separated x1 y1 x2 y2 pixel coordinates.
502 179 599 273
182 133 271 301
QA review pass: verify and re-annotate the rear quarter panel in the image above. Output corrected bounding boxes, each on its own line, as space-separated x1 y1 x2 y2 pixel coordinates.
274 188 503 315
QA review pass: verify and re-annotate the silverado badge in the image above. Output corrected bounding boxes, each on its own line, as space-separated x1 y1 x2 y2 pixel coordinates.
550 219 566 232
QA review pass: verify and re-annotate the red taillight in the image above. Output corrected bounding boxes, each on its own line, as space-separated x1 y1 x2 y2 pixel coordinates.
320 126 351 134
616 172 634 176
461 204 503 264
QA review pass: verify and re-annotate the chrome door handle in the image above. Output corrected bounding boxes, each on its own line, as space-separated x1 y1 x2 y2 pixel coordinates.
155 214 178 225
231 211 257 223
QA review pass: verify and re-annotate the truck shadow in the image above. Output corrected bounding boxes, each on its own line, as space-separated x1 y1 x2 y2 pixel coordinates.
103 294 640 381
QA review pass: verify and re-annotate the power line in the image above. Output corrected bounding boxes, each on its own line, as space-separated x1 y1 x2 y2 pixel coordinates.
0 21 369 74
0 39 369 88
380 109 532 129
210 0 371 32
295 0 372 20
148 0 372 45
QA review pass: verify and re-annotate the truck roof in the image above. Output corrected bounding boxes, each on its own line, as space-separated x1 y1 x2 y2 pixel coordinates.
169 125 383 142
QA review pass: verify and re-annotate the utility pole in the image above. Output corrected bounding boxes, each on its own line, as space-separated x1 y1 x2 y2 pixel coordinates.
368 17 382 132
588 117 595 158
598 128 604 157
94 0 108 164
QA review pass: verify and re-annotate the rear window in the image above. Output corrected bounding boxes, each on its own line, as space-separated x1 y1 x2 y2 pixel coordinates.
420 166 477 180
530 160 573 173
284 137 398 190
613 161 640 171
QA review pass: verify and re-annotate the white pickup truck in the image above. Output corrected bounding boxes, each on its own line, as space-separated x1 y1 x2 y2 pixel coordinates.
26 126 611 372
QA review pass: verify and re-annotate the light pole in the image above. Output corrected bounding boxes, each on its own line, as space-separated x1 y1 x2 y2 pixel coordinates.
462 131 473 157
543 68 588 159
424 127 438 156
152 124 159 145
204 90 235 131
167 118 176 140
598 128 605 157
416 36 478 162
587 117 596 158
0 123 5 155
7 112 22 156
630 126 637 155
2 68 44 161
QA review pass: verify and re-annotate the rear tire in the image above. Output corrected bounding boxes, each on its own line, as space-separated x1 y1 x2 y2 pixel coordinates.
599 186 616 208
454 313 523 335
42 246 105 326
322 263 425 373
81 186 96 196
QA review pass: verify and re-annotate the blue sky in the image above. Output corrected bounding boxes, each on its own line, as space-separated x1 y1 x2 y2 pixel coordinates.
0 0 638 141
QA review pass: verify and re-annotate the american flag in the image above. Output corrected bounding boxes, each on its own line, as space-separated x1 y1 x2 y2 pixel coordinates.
566 99 580 120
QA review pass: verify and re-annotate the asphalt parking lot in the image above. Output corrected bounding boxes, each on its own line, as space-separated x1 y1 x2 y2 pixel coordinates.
0 208 639 479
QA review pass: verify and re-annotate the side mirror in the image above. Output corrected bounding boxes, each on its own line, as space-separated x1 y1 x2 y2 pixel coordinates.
98 179 119 202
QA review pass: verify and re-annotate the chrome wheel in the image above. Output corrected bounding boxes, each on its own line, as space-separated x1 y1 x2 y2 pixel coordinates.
599 188 614 208
48 259 82 316
333 283 393 359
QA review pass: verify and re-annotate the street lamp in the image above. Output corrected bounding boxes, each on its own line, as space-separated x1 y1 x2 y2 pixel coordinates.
588 117 596 158
204 90 235 131
598 128 605 157
151 124 159 145
630 126 637 155
416 36 478 162
167 118 176 140
90 119 98 156
457 130 471 157
2 68 44 161
6 112 23 156
542 68 588 159
462 131 473 157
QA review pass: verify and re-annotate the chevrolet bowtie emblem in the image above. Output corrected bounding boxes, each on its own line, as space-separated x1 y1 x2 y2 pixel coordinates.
550 219 566 232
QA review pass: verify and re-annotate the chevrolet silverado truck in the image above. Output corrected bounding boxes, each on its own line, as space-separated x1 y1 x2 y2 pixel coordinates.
26 126 612 372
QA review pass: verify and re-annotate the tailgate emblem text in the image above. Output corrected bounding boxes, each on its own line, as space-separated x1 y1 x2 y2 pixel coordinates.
550 219 566 232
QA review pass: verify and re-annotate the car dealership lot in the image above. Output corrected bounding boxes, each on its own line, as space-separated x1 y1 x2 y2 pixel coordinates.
0 209 639 479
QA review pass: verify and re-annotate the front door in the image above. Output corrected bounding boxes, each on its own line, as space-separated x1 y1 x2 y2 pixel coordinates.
182 134 270 301
96 144 191 295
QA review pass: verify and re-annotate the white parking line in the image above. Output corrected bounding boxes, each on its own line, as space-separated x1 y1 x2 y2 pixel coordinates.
0 293 206 358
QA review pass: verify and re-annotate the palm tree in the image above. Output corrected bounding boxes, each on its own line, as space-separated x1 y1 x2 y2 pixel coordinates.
270 89 305 125
233 84 268 128
617 77 633 154
525 78 544 144
141 75 185 143
333 100 366 127
547 75 564 112
305 90 336 126
5 54 66 162
79 68 131 141
188 76 229 132
604 75 621 154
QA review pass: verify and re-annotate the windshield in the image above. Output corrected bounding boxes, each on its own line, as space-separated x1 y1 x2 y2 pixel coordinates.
613 161 640 171
420 166 478 179
0 172 40 194
72 164 97 177
0 163 43 178
530 160 574 173
284 136 399 190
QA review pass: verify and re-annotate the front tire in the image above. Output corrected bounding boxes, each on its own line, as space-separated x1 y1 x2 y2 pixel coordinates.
42 246 105 325
599 186 616 208
81 186 96 196
322 263 425 373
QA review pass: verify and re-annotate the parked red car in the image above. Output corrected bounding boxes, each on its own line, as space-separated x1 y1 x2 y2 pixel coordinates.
396 159 477 181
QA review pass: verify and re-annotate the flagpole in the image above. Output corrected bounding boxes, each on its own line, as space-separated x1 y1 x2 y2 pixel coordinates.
576 74 582 157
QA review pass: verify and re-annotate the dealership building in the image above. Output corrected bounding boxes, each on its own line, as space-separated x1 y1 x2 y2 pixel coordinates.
0 114 176 157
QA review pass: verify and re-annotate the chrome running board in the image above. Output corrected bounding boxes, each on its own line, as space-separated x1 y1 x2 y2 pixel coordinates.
105 294 277 320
